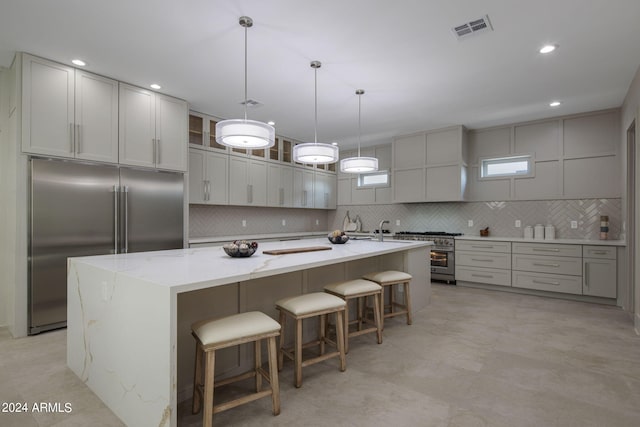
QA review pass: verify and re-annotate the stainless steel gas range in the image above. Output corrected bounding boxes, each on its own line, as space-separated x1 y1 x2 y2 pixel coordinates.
393 232 462 284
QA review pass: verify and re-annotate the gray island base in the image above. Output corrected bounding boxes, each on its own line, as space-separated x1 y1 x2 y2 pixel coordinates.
67 238 431 426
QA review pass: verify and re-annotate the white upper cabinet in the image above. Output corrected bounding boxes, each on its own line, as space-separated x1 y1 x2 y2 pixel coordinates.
229 157 267 206
267 164 294 207
21 54 118 163
293 167 315 208
119 83 187 172
188 148 228 205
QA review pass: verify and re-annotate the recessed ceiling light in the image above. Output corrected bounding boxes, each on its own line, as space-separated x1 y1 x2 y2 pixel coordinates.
267 121 275 126
539 44 557 54
71 59 86 67
150 83 161 90
549 101 561 107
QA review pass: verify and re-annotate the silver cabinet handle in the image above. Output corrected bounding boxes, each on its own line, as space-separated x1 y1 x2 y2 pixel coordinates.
69 123 74 153
113 185 119 254
532 263 560 267
76 124 81 154
303 190 307 207
152 138 156 163
533 279 560 286
590 250 607 255
123 186 129 253
247 184 253 204
279 188 284 206
532 248 560 252
471 258 494 262
471 245 494 249
206 181 211 201
156 139 161 164
471 273 493 279
584 262 589 287
203 180 208 201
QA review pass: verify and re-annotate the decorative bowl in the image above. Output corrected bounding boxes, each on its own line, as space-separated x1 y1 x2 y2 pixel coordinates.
222 240 258 257
327 234 349 244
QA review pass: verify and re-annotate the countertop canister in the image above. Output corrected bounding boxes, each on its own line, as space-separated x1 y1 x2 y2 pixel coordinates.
544 224 555 240
524 225 533 239
534 224 545 240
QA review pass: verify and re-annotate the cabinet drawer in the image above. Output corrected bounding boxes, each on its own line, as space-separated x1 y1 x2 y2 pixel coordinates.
512 242 581 257
455 240 511 253
456 251 511 270
512 254 582 276
583 245 616 260
456 266 511 287
512 271 582 295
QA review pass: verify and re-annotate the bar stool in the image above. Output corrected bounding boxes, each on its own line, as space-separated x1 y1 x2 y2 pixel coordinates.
191 311 281 427
323 279 383 353
275 292 346 388
362 270 413 328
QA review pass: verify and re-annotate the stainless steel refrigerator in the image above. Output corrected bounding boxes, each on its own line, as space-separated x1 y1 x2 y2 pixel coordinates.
29 158 184 334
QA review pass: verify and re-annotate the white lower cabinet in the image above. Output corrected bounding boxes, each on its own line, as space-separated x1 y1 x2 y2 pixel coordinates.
583 245 617 298
188 149 228 205
455 240 512 287
457 239 618 300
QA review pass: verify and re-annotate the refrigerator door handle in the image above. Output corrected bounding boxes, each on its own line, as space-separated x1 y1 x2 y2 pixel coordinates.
69 123 74 154
113 185 119 254
124 186 129 253
152 139 157 165
76 124 82 154
156 139 161 164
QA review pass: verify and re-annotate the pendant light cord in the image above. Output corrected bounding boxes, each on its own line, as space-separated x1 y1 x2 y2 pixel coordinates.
314 66 318 144
244 24 248 122
358 92 362 157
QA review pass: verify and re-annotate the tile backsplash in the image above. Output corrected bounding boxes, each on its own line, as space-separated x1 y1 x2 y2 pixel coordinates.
328 199 623 240
189 205 329 237
190 199 622 241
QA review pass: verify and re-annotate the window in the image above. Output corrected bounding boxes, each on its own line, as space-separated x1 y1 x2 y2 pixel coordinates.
480 155 534 179
357 170 390 188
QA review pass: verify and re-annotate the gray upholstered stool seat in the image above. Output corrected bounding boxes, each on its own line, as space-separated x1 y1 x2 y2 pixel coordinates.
362 270 413 328
324 279 383 353
275 292 347 388
191 311 281 427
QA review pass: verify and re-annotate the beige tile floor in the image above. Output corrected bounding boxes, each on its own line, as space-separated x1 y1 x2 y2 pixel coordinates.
2 284 640 426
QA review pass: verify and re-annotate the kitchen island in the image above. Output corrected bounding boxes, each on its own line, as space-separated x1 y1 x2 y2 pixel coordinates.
67 238 431 427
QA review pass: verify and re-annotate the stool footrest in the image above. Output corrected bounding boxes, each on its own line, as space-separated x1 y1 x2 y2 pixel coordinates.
301 351 343 368
213 389 274 415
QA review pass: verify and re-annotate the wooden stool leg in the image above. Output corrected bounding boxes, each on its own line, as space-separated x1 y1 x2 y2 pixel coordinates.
380 286 386 330
255 340 262 392
278 310 286 371
203 350 215 427
373 292 383 344
390 284 396 315
344 300 350 354
319 313 326 355
294 318 303 388
404 281 413 325
192 342 203 414
335 310 346 372
267 336 281 416
357 297 364 331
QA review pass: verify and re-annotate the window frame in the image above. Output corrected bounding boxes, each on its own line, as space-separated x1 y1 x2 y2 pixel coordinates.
479 154 535 180
356 170 391 188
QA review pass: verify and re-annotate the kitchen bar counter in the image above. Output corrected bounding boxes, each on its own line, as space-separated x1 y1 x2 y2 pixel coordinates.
189 231 330 245
67 238 431 427
455 235 625 246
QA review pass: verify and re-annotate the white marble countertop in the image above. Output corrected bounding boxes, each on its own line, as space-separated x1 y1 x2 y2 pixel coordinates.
455 235 626 246
71 238 432 293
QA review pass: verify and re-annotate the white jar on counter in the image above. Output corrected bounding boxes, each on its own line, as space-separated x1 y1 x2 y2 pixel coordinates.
544 224 555 240
524 226 533 239
534 224 545 240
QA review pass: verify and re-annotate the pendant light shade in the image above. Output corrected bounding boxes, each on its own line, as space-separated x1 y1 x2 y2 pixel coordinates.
216 16 275 149
340 89 379 173
292 61 339 164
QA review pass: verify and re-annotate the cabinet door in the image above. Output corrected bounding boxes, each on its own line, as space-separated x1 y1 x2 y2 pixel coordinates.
248 160 267 206
393 168 424 202
119 83 155 168
229 157 249 205
583 258 617 298
22 54 75 157
206 152 228 205
267 164 283 207
188 150 206 204
293 168 314 208
156 94 187 171
281 166 294 207
314 173 327 208
188 112 206 147
75 70 119 163
326 173 337 209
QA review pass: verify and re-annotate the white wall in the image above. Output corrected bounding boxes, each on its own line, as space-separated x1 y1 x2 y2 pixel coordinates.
621 64 640 334
0 67 7 327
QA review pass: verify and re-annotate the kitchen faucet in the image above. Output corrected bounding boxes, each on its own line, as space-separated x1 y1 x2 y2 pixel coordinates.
378 220 390 241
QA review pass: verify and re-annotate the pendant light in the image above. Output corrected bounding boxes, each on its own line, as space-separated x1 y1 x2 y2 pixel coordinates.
293 61 339 164
216 16 275 149
340 89 379 173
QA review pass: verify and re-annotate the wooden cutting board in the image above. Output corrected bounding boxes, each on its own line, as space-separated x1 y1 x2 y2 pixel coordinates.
263 246 332 255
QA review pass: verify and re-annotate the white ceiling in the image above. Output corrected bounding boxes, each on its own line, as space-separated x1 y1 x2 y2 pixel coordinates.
1 0 640 149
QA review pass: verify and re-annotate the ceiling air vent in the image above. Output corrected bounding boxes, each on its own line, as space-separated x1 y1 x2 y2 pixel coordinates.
240 98 263 108
452 15 493 40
